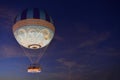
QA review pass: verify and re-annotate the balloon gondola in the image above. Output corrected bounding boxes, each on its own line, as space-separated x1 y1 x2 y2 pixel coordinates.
12 8 55 73
27 64 42 73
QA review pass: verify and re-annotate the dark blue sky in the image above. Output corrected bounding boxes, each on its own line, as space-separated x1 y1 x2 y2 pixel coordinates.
0 0 120 80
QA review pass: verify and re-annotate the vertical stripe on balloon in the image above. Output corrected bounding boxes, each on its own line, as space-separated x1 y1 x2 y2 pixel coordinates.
21 9 27 20
45 11 50 22
27 8 34 19
40 10 46 20
33 8 40 19
50 16 54 23
14 14 20 23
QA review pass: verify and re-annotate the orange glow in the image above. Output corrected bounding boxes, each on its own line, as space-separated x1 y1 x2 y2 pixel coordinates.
28 66 41 73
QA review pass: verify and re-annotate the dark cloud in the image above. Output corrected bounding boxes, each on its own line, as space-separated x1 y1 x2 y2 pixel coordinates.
54 34 64 41
78 32 110 48
59 31 110 55
91 47 120 56
0 7 17 26
55 27 120 57
56 58 88 80
0 44 24 58
57 58 77 68
35 59 120 80
84 65 120 80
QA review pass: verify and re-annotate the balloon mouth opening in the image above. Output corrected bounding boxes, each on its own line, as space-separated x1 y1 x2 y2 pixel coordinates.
28 44 41 49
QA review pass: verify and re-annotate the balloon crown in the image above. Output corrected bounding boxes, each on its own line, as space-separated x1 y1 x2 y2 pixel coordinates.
14 8 53 24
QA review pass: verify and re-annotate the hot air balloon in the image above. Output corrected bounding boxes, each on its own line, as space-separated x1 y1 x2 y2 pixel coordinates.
12 8 55 73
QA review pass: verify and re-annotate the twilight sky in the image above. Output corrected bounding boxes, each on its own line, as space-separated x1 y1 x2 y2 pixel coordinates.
0 0 120 80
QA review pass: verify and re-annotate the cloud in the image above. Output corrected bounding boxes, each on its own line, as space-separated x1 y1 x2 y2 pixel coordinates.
56 58 91 71
84 65 120 80
41 58 120 80
57 58 77 68
79 32 110 48
41 68 81 80
94 47 120 56
76 24 90 33
45 72 68 80
0 44 24 58
58 31 113 57
0 6 17 28
54 34 64 41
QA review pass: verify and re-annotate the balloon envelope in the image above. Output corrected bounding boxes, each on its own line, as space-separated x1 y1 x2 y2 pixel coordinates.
13 8 55 49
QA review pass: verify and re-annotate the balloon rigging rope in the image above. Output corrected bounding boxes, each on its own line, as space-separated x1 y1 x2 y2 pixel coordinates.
20 45 34 63
20 45 49 64
19 32 51 64
36 45 49 63
35 35 50 64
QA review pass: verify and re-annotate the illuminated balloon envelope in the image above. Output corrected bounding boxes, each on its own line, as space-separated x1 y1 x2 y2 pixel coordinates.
12 8 55 73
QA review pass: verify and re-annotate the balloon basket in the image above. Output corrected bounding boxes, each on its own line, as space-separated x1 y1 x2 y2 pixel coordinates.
27 64 42 73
